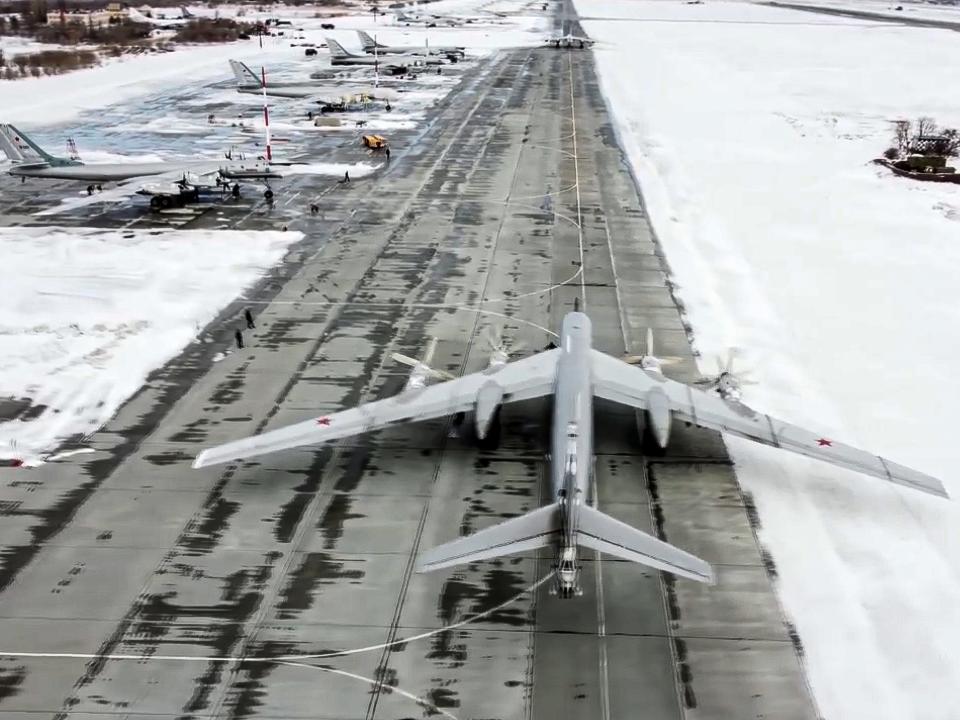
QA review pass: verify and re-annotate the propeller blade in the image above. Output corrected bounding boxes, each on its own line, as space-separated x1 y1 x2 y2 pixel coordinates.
391 352 420 368
485 325 503 351
428 367 456 381
622 354 646 365
659 356 683 366
422 337 439 366
723 349 736 373
645 327 654 357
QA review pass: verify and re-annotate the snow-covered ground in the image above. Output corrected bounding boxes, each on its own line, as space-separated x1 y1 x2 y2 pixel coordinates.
761 0 960 22
575 1 960 718
0 227 300 464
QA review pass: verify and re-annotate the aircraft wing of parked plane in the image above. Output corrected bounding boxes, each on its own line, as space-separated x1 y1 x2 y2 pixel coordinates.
194 311 947 596
192 322 949 499
228 60 397 103
194 349 561 467
588 351 947 497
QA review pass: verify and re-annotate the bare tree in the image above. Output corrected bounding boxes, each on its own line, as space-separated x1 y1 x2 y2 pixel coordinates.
915 116 937 139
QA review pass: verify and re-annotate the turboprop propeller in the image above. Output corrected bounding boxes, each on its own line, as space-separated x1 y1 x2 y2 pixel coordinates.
391 337 454 390
482 325 527 371
623 328 682 374
694 348 757 402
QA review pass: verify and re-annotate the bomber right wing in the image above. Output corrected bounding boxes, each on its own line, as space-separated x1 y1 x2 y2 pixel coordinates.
591 350 948 498
193 349 560 468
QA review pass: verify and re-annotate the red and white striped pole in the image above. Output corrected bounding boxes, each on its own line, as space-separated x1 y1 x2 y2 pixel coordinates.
261 66 272 163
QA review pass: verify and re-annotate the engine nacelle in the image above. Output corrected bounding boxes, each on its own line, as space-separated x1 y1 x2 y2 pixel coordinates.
645 387 672 448
474 379 503 439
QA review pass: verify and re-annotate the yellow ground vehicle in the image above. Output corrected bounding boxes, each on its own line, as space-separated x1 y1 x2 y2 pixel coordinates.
361 134 387 149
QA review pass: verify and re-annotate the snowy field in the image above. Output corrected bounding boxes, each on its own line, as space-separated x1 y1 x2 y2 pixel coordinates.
0 131 371 457
575 1 960 718
0 227 300 464
763 0 960 22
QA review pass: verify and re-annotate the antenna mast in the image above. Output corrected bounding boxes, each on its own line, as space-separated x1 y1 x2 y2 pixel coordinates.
261 66 272 163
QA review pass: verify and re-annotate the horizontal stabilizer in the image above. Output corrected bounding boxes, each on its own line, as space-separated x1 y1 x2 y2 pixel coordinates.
417 503 560 572
576 505 714 583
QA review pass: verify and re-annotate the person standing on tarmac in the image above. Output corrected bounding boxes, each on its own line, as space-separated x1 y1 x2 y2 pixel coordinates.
234 328 244 349
244 308 255 329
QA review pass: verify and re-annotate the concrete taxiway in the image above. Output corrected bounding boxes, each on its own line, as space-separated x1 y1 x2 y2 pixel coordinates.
0 35 819 720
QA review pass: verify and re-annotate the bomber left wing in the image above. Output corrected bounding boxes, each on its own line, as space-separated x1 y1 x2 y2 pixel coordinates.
590 350 948 498
194 349 561 468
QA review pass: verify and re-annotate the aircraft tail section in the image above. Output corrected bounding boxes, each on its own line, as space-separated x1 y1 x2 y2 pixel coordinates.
417 503 560 572
576 505 714 583
325 37 352 58
0 125 31 163
180 5 194 18
356 30 378 50
0 124 57 165
229 59 261 88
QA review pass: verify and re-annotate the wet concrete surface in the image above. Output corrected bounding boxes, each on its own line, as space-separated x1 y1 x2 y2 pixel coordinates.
0 33 818 720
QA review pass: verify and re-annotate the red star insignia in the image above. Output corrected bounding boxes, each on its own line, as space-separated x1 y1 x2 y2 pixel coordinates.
316 417 331 426
816 438 833 447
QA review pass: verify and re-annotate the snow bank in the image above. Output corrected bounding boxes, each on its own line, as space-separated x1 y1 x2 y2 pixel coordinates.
576 1 960 718
0 227 300 462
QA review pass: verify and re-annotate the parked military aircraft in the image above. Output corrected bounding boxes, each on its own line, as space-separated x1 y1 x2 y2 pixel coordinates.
356 30 465 59
325 37 442 68
546 22 596 48
546 32 595 48
229 60 396 104
192 309 948 597
0 123 280 211
127 7 195 28
395 11 464 26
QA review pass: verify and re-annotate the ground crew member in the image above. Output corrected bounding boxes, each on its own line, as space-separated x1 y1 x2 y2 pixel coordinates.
385 146 391 161
244 308 255 329
344 171 350 183
235 328 244 349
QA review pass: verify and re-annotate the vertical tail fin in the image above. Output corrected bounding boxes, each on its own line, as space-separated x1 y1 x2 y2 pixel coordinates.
356 29 377 50
229 59 261 87
0 124 61 165
0 125 32 163
325 37 351 57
